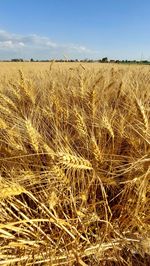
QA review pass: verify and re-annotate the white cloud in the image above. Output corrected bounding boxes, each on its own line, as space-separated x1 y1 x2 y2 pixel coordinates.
0 40 13 48
18 42 25 47
0 40 25 49
45 41 57 48
0 29 96 59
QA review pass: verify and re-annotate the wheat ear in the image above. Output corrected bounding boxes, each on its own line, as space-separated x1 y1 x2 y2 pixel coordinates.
25 119 40 152
135 98 149 132
56 152 93 170
0 182 25 200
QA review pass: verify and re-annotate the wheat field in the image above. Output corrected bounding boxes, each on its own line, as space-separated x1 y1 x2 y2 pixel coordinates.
0 62 150 265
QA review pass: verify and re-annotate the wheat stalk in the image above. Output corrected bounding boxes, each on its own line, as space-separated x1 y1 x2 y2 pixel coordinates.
0 62 149 266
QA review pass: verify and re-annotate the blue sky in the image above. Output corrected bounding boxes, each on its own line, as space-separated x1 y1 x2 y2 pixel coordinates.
0 0 150 60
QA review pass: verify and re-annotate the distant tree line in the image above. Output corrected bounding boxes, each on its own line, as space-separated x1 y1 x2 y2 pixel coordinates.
0 57 150 65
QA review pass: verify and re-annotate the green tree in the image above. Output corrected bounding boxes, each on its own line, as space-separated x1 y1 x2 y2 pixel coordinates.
102 57 108 62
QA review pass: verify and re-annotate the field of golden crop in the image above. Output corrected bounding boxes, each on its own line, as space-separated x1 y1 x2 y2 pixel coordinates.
0 62 150 265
